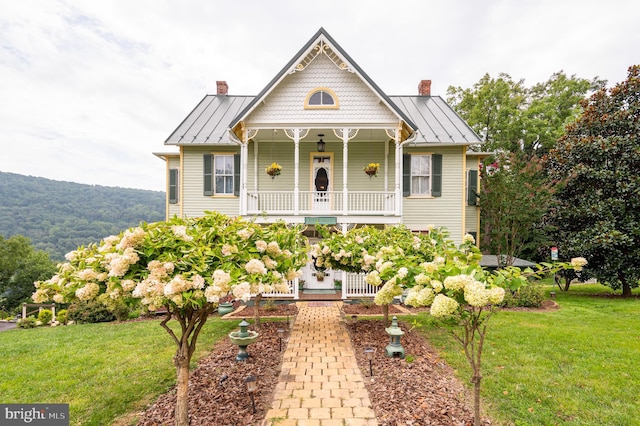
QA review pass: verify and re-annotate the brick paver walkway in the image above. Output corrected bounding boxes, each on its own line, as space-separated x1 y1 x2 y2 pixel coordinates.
262 302 378 426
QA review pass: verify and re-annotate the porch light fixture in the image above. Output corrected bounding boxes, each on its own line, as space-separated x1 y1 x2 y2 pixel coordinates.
317 134 326 152
245 375 258 413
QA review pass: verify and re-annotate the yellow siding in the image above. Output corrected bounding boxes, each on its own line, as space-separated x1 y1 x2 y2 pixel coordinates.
182 146 240 218
402 146 464 241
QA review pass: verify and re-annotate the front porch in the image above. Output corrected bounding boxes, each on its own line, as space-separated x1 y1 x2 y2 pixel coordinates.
246 190 397 216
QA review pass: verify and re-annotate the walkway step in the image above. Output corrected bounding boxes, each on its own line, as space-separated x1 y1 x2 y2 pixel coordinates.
262 302 378 426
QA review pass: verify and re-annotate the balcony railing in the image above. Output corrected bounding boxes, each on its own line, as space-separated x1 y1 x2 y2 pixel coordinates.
246 191 396 216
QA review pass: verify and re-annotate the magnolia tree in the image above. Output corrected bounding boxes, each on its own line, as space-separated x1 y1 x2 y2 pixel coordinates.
33 212 307 426
314 224 585 426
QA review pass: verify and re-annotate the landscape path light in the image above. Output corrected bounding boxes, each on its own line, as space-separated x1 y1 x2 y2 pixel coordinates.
364 346 376 376
277 328 285 351
244 375 258 413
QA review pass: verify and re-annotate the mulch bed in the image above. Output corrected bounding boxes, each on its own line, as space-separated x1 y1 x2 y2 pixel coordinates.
135 321 286 425
130 301 486 425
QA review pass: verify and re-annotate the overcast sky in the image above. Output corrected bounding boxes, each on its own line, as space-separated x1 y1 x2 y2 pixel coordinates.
1 0 638 192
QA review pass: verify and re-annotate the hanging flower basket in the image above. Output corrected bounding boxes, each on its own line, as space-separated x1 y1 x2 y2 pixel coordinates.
363 162 380 178
266 162 282 179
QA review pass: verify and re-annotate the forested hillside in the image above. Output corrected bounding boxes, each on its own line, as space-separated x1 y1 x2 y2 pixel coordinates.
0 171 165 261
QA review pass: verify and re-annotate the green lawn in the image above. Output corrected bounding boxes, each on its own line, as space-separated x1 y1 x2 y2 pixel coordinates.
0 317 239 426
411 284 640 425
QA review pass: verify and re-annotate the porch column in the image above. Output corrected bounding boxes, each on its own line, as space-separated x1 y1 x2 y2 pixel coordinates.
342 128 349 216
395 127 402 217
294 128 300 215
240 133 249 216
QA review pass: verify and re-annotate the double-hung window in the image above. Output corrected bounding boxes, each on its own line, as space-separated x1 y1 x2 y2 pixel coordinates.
214 155 234 195
411 155 431 195
204 154 240 196
403 153 442 197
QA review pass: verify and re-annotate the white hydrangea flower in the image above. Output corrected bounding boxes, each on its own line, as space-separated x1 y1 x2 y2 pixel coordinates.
464 280 491 307
365 270 382 286
430 294 459 317
488 286 506 304
76 283 100 301
462 233 476 244
398 267 409 279
171 225 193 241
245 259 267 275
570 257 588 271
256 240 267 252
237 228 254 240
443 274 474 291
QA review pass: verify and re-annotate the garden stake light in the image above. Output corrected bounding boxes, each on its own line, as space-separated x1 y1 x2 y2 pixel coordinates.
364 347 376 376
245 375 257 413
277 328 285 351
352 315 357 331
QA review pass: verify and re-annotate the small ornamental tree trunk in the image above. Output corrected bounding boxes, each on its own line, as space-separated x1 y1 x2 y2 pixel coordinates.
174 347 190 426
382 304 389 326
160 306 213 426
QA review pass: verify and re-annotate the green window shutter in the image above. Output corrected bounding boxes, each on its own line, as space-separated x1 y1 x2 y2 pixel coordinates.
203 154 213 196
402 154 411 197
432 154 442 197
169 169 178 204
233 154 240 197
467 169 478 206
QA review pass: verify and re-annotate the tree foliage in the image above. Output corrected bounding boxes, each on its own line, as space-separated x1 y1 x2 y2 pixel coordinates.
447 71 605 153
0 171 165 261
0 235 56 311
545 65 640 297
479 152 557 264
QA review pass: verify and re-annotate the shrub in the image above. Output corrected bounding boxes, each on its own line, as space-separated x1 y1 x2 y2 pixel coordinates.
56 309 68 325
37 309 53 325
500 284 545 308
263 299 277 312
18 316 37 329
0 310 8 320
68 301 115 324
112 300 131 322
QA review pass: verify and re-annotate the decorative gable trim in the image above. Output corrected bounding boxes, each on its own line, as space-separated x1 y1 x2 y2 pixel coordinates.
292 40 355 74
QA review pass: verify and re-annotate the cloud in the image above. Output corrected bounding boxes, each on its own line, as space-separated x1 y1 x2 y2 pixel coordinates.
0 0 638 191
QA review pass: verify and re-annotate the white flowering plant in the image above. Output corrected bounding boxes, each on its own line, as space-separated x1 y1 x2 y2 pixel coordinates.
32 212 307 426
312 223 585 426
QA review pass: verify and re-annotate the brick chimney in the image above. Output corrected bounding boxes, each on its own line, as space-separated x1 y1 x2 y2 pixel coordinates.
418 79 431 96
216 81 228 95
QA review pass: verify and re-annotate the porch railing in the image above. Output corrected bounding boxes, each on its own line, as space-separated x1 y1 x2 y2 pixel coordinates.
260 279 299 299
342 273 379 298
246 191 396 216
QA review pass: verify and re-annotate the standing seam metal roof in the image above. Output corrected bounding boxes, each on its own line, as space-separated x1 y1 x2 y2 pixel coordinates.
390 96 482 144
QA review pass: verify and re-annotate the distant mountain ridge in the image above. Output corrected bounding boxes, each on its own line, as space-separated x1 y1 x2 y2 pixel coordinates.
0 171 165 261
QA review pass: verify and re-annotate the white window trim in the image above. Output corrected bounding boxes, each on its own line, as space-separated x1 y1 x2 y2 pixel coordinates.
214 154 235 195
410 154 432 197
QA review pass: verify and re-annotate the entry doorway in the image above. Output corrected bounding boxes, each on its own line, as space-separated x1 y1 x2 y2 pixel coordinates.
312 155 332 211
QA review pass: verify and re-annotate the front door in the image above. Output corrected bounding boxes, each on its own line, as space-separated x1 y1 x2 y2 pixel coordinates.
313 155 331 211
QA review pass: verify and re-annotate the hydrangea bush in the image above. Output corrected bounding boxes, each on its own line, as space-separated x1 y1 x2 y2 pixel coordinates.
33 212 307 426
311 224 583 426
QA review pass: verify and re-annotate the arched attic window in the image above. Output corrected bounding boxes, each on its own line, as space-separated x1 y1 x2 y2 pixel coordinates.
305 88 339 109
